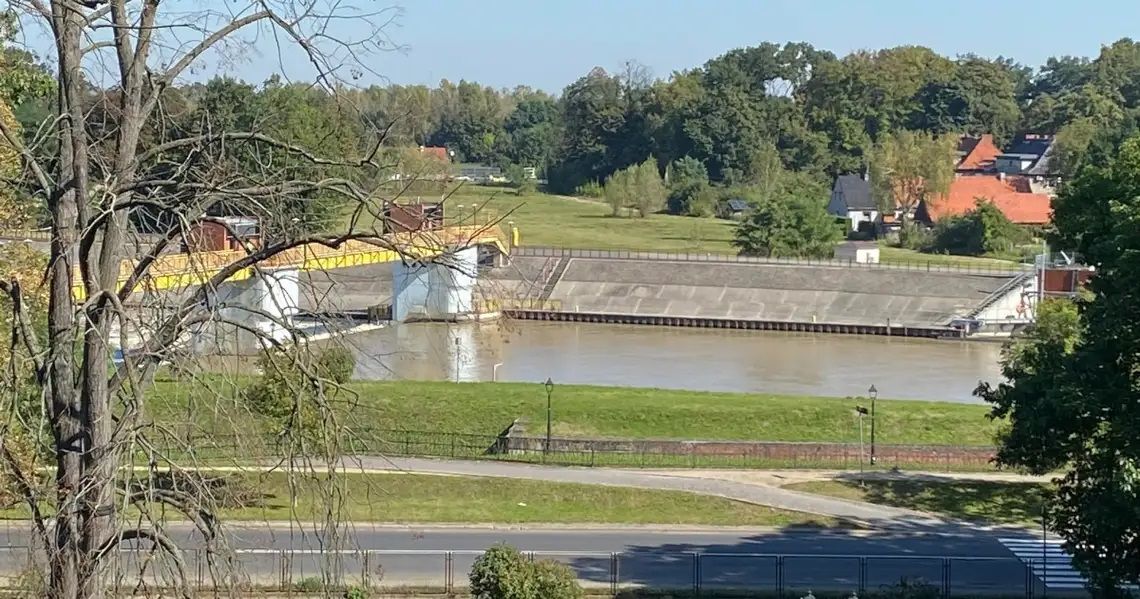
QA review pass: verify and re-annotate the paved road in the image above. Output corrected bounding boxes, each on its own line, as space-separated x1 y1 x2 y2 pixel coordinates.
0 524 1046 594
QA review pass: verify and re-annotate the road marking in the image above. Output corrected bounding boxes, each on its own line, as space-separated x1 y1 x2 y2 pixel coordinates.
998 538 1139 591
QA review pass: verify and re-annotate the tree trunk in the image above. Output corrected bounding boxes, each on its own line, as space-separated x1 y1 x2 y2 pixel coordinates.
49 3 104 597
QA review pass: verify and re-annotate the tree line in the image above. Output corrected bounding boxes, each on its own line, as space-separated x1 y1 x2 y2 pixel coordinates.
6 38 1140 234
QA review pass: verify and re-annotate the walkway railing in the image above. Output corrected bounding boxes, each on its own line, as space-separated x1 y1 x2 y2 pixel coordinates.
182 429 998 472
0 547 1046 598
516 246 1033 276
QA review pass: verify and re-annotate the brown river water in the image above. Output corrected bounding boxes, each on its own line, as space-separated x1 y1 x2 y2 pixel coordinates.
339 321 1003 404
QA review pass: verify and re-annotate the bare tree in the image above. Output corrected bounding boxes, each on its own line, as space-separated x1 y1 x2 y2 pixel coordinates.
0 2 452 597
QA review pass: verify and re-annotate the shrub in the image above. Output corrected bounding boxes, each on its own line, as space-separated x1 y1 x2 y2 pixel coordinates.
530 560 583 599
294 576 325 592
925 199 1030 256
469 544 582 599
317 346 355 384
244 345 354 432
469 544 535 599
573 180 603 198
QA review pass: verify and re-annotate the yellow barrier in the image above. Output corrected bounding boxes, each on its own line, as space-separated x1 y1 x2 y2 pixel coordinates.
72 224 509 300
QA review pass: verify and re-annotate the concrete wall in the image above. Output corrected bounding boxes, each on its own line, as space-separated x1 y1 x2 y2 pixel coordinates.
392 247 478 321
493 257 1014 328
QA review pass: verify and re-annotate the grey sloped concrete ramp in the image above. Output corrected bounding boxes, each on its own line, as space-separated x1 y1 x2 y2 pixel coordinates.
539 258 1013 327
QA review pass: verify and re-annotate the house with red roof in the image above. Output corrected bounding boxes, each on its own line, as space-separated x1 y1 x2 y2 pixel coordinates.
419 146 451 162
955 134 1001 175
915 175 1052 226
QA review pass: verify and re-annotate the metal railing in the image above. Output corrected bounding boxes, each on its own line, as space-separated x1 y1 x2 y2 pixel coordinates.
516 246 1033 276
180 429 998 473
0 547 1051 598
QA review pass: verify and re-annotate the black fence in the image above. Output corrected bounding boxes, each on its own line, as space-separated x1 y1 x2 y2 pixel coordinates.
175 428 998 473
0 547 1059 598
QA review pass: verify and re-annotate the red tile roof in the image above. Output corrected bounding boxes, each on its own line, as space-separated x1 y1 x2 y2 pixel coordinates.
956 134 1001 173
917 176 1052 225
420 146 450 161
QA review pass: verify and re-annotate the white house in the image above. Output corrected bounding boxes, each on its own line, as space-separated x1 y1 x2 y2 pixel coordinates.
828 174 878 233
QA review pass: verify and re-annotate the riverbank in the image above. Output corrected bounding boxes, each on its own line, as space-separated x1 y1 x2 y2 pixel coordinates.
153 379 999 447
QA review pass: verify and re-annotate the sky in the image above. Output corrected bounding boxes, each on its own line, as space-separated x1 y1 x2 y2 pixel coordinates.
211 0 1140 92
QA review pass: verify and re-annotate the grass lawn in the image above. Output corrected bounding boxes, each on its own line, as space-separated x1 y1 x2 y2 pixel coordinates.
876 245 1021 269
232 472 835 526
150 379 998 447
784 479 1050 526
355 184 1022 268
444 185 738 253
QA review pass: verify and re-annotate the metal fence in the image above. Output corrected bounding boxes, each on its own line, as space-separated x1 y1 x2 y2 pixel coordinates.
0 547 1054 598
515 246 1033 276
178 429 997 473
344 428 998 472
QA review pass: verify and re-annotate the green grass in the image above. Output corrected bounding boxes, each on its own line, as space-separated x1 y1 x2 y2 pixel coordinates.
359 184 1021 268
149 379 998 447
783 479 1050 526
876 244 1019 268
1 471 835 526
444 185 738 253
224 472 835 526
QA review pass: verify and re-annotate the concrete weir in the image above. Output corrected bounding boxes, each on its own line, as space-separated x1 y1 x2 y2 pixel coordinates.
487 253 1030 338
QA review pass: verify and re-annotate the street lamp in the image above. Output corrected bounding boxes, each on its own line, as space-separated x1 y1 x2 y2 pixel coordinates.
868 384 878 465
855 404 869 487
544 378 554 455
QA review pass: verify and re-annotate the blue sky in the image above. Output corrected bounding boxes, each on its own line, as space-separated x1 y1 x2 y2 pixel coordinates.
312 0 1140 91
31 0 1140 92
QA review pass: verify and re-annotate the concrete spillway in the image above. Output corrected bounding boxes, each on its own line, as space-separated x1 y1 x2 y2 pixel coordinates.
488 256 1019 329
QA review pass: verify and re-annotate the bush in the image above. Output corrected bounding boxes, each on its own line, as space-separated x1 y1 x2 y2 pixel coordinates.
244 345 354 432
469 544 582 599
530 560 583 599
317 346 355 384
470 544 535 599
573 180 603 198
925 200 1030 256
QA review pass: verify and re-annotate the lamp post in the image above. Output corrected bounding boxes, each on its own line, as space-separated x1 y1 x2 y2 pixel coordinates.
868 384 878 465
544 378 554 455
855 405 869 487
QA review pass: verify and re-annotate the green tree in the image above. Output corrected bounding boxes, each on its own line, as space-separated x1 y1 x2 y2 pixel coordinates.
548 68 626 193
732 188 839 258
976 136 1140 593
602 166 633 217
868 131 956 227
912 56 1023 144
632 157 666 217
666 156 709 215
927 200 1030 256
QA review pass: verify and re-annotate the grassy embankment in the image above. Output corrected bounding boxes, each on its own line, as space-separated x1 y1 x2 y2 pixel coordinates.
784 479 1050 527
222 472 834 526
151 379 998 448
0 472 832 527
362 184 1020 267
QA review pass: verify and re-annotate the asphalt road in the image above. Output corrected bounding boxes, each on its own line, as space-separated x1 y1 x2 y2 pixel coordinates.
0 524 1044 595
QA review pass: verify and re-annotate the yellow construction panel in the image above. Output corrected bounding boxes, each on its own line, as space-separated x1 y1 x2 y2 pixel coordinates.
72 225 510 299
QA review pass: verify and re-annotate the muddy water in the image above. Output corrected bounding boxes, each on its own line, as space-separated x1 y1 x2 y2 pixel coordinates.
341 321 1003 403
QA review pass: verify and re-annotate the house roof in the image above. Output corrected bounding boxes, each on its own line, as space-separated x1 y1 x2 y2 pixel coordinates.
833 174 876 210
1003 134 1057 176
917 176 1052 225
419 146 450 161
724 198 750 212
956 134 1000 172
